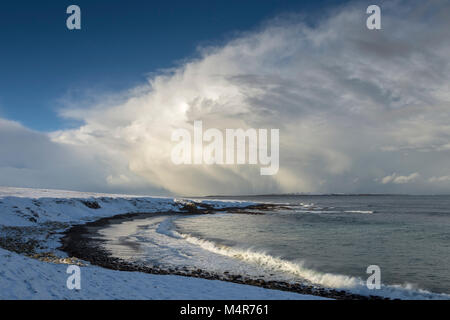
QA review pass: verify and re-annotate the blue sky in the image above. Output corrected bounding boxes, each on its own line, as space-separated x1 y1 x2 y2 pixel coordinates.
0 0 346 131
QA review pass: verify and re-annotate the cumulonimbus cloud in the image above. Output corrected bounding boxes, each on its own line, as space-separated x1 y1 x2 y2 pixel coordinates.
2 0 450 195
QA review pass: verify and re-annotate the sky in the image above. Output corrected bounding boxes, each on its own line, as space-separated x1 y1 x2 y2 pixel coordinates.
0 0 342 131
1 0 450 196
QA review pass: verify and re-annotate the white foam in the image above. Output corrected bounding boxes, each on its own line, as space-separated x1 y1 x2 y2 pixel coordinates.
174 229 450 300
344 210 374 214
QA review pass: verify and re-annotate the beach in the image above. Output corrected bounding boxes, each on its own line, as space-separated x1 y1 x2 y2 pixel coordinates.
1 187 449 300
0 186 323 300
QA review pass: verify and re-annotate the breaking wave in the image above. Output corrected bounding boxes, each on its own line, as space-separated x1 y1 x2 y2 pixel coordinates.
344 210 374 214
163 220 449 300
288 203 374 214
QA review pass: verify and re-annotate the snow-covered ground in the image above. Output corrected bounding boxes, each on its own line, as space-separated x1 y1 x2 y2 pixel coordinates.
0 247 325 300
0 186 254 227
0 186 325 300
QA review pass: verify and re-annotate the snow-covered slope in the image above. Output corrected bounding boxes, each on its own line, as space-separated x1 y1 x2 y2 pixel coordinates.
0 186 253 227
0 186 324 300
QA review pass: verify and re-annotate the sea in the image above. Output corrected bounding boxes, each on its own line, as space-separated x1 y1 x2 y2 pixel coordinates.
96 195 450 299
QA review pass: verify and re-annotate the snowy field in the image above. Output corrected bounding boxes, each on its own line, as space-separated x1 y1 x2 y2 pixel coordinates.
0 186 325 300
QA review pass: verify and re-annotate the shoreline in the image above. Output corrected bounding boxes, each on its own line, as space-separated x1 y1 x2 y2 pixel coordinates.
0 187 329 299
59 209 386 300
1 187 447 300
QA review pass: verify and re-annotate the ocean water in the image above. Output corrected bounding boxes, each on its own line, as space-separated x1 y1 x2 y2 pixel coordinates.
97 195 450 299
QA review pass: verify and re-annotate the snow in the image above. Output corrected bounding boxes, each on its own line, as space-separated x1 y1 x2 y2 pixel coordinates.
0 186 254 227
0 186 325 300
0 248 325 300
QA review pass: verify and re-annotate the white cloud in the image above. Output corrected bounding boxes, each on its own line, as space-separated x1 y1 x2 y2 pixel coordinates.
381 173 420 185
429 176 450 183
2 0 450 195
0 118 167 195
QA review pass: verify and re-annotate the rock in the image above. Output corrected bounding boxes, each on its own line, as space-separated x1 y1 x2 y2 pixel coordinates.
80 200 101 209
